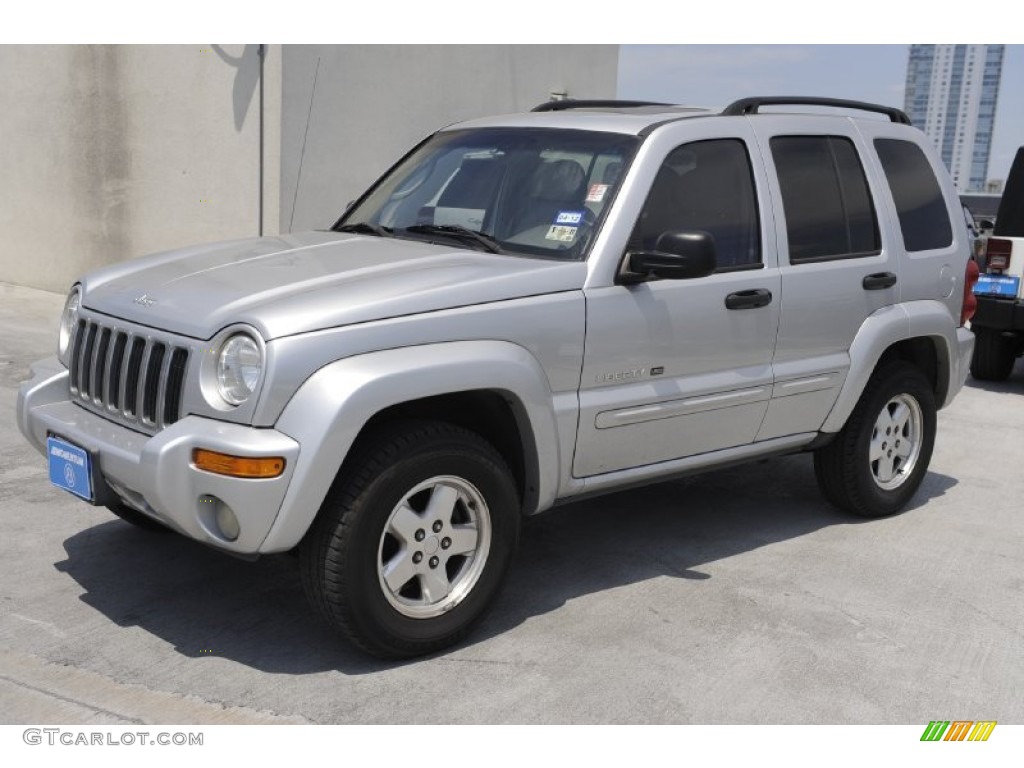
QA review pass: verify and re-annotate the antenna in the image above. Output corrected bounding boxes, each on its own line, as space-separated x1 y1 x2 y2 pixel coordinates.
289 56 321 233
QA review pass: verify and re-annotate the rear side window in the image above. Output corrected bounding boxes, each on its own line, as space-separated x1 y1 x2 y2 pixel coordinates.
874 139 952 251
771 136 880 263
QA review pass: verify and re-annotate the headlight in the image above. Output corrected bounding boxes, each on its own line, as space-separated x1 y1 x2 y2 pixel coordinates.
57 287 81 363
216 333 263 405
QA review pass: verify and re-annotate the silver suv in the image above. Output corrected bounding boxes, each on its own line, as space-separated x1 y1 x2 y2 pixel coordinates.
18 97 977 658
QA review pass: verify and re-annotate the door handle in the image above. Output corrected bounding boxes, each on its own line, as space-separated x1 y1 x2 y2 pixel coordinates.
724 289 773 310
862 272 898 290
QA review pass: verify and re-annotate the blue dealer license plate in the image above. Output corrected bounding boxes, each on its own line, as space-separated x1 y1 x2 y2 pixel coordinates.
974 274 1020 297
47 436 93 502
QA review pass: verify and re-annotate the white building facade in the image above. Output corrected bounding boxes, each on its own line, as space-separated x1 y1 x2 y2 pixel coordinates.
904 44 1004 193
0 45 617 293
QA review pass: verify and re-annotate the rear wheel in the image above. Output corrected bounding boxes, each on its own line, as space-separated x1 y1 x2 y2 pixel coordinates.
814 362 936 518
300 420 520 659
970 326 1017 381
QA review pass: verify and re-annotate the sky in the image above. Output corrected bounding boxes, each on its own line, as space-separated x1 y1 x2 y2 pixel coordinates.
618 44 1023 188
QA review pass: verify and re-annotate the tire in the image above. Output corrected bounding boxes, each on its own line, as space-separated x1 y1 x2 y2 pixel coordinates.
107 501 170 532
814 362 936 518
299 420 520 659
970 326 1017 381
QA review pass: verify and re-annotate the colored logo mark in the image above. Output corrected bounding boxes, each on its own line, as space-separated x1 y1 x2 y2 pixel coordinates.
920 721 996 741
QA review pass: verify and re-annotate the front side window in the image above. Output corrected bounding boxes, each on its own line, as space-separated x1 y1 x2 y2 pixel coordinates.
771 136 881 263
337 128 640 260
629 139 762 270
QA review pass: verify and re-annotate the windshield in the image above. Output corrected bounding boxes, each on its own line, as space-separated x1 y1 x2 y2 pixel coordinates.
335 128 641 260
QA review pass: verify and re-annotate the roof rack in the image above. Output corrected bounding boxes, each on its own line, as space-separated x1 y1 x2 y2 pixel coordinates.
721 96 911 125
531 99 673 112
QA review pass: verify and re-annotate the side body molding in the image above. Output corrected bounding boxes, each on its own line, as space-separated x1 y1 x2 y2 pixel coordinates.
819 300 966 434
258 340 564 553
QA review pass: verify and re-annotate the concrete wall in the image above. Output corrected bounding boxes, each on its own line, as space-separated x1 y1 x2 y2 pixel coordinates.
0 45 263 293
0 44 617 293
280 45 619 232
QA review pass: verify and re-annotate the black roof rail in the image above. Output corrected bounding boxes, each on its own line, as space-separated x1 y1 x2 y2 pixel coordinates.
721 96 911 125
532 99 673 112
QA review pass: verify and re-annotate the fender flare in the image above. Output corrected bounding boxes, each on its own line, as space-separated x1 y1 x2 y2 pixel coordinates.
904 300 963 409
820 301 959 433
257 340 561 552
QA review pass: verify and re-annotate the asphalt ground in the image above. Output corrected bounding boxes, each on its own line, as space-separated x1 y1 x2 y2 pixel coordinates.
1 281 1022 725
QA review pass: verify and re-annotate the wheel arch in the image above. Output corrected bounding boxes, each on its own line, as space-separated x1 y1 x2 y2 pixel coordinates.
821 301 962 433
352 390 540 517
258 341 561 553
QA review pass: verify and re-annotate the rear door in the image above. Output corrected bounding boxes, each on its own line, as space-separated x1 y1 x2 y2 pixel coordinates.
748 117 900 440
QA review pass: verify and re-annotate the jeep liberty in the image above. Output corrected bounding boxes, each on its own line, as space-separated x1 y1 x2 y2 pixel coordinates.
18 97 977 658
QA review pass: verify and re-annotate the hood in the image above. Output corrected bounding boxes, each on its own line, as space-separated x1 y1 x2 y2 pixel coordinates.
80 231 587 340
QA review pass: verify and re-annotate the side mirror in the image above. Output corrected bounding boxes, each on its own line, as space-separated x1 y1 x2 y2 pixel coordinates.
978 219 994 231
624 230 717 281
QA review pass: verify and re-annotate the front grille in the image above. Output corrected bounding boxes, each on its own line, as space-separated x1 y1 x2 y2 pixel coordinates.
69 319 190 431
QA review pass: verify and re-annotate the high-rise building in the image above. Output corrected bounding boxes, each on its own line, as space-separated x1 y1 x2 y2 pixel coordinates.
904 44 1004 193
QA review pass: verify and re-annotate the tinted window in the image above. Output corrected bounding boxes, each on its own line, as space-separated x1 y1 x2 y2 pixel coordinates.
771 136 880 263
630 139 761 270
874 138 953 251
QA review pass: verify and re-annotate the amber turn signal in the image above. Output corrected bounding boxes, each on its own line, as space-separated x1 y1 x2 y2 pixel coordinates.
192 449 285 478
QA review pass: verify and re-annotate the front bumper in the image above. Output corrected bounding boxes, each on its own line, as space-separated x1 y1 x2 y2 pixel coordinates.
18 358 300 555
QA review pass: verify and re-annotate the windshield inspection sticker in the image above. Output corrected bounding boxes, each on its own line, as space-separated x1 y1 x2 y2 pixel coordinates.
586 184 609 203
546 225 578 242
554 210 585 226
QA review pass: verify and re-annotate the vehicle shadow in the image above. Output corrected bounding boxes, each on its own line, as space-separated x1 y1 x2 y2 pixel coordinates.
56 453 958 676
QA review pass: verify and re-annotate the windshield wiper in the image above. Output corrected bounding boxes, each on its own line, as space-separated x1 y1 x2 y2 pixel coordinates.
403 224 503 254
335 222 392 237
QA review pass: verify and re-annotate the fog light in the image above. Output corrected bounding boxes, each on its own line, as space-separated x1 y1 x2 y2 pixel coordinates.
193 449 285 478
208 497 240 541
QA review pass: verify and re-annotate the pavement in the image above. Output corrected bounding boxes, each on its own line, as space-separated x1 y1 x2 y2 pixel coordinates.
1 280 1022 725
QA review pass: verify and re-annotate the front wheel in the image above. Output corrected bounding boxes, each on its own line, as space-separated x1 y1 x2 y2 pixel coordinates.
300 420 520 659
814 362 936 518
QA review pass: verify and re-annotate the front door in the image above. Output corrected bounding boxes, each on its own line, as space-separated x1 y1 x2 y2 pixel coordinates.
574 125 781 477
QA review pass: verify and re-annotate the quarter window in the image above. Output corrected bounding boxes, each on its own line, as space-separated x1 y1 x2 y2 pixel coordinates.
771 136 881 263
874 139 953 251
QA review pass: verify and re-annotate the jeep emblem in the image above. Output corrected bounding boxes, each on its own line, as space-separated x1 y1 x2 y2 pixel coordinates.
133 294 156 307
